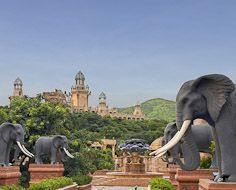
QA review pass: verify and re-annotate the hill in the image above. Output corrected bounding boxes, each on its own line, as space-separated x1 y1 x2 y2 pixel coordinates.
118 98 176 122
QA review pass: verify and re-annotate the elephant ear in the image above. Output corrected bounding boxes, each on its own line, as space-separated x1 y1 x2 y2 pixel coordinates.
52 135 63 148
0 123 16 143
192 74 235 122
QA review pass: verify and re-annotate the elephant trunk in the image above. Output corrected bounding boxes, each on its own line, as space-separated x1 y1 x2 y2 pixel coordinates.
175 127 200 170
175 112 200 170
161 153 168 162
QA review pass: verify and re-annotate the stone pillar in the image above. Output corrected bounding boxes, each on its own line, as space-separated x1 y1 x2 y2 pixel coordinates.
176 169 215 190
168 165 179 188
0 166 21 186
29 164 64 183
199 179 236 190
112 145 115 159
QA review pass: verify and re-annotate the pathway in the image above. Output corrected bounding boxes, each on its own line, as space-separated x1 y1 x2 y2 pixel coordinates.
92 186 148 190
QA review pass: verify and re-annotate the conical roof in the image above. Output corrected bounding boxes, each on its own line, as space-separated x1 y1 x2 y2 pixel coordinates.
75 71 85 80
99 92 106 99
14 77 23 86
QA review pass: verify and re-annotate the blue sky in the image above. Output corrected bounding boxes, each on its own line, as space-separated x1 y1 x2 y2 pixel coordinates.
0 1 236 107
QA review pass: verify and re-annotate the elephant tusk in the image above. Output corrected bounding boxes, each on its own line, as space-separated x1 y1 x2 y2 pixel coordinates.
154 150 167 159
150 120 191 156
63 148 74 158
22 145 34 157
16 141 33 158
150 131 180 156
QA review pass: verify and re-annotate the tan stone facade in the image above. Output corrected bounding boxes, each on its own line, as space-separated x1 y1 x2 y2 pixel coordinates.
42 89 68 105
90 92 145 120
71 71 91 112
91 139 117 159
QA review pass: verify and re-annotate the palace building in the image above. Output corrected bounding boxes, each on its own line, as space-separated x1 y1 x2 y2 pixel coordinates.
9 71 145 120
70 71 145 120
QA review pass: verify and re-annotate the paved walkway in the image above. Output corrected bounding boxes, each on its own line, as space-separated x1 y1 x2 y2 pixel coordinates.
92 186 148 190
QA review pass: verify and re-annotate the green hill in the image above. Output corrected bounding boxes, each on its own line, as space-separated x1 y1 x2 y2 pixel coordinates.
118 98 176 122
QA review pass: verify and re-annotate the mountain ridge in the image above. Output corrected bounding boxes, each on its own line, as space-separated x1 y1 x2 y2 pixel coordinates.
118 98 176 122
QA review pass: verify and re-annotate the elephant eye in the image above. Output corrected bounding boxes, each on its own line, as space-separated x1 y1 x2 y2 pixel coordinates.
182 97 188 104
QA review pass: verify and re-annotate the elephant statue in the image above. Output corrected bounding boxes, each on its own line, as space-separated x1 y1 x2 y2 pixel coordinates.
162 122 217 169
35 135 74 164
151 74 236 182
0 122 34 166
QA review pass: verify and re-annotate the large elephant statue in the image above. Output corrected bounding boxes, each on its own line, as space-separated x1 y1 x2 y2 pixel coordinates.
162 122 217 170
0 122 34 166
35 135 74 164
151 74 236 182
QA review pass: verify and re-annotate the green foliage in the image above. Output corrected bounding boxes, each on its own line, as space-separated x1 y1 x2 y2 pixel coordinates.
210 141 216 152
0 96 169 185
64 148 114 177
19 165 30 188
150 178 175 190
93 149 114 170
6 96 71 139
200 156 212 169
64 151 97 176
0 185 24 190
0 177 72 190
118 98 176 122
72 175 92 185
28 177 73 190
0 106 9 124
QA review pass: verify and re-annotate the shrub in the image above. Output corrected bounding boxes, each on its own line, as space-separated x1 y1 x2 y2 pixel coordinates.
150 178 175 190
210 141 216 152
19 164 30 188
64 151 97 176
72 175 92 185
200 156 212 169
0 185 24 190
28 177 73 190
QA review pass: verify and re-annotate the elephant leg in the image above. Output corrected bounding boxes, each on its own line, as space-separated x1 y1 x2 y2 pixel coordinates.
13 146 21 161
35 154 43 164
50 148 57 164
4 143 11 166
216 123 236 182
211 127 222 181
210 152 217 169
0 141 7 166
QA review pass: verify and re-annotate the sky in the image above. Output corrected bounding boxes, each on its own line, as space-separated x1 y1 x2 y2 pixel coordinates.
0 1 236 107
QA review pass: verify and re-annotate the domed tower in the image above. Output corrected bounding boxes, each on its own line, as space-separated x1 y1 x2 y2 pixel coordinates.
71 71 91 111
9 77 24 102
97 92 109 116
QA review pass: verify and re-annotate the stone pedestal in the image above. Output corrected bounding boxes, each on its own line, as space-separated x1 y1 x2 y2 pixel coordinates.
199 179 236 190
29 164 64 183
168 165 179 188
123 155 145 173
0 166 21 185
124 163 145 173
176 169 215 190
